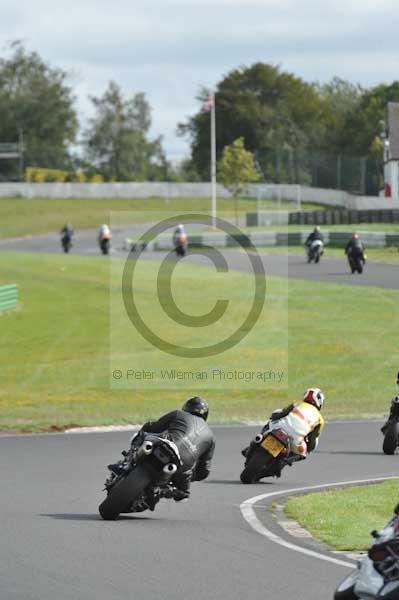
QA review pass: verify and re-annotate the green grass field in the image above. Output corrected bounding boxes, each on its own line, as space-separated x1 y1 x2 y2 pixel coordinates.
285 480 399 551
0 251 398 431
0 197 325 239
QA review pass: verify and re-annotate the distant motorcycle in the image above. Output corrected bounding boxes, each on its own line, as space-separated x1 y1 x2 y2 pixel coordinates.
307 239 324 263
174 232 188 257
61 234 72 253
100 237 110 255
334 507 399 599
240 422 304 484
99 432 182 520
347 248 366 274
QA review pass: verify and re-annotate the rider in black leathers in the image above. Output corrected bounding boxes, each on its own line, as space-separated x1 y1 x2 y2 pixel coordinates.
138 397 215 502
60 223 74 240
345 232 365 256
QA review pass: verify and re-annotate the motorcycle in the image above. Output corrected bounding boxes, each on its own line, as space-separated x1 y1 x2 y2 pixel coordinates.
174 232 188 257
334 507 399 599
381 408 399 456
61 234 72 253
99 232 111 255
240 422 304 484
99 432 182 520
307 239 324 263
347 248 366 274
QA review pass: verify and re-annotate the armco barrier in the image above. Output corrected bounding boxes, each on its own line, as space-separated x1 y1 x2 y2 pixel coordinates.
0 284 18 312
125 230 397 251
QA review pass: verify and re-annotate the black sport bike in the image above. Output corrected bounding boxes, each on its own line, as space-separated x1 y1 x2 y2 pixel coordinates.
99 432 182 520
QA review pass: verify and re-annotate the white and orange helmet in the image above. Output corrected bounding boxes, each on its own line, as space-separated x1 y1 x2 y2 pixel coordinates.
303 388 324 410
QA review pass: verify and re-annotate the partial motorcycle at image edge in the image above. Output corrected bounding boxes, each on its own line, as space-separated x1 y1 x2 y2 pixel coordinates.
381 397 399 455
240 421 306 483
307 239 324 263
99 432 183 520
347 247 367 274
334 506 399 600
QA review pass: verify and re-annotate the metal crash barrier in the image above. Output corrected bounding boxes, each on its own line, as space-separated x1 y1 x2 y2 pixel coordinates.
0 284 18 313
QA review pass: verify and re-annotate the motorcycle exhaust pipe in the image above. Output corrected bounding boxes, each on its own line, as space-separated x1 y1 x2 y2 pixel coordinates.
163 463 177 475
142 441 153 455
254 434 264 444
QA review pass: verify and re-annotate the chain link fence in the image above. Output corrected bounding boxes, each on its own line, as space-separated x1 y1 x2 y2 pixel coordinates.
255 149 382 196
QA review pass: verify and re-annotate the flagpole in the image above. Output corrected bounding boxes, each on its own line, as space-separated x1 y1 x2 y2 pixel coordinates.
210 91 217 228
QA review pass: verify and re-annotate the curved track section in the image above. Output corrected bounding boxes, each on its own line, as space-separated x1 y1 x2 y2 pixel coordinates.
0 421 396 600
1 228 399 289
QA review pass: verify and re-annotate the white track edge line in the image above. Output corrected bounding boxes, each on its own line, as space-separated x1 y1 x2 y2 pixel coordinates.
240 476 399 569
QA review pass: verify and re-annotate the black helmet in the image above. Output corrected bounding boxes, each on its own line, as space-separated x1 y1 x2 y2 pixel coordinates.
182 396 209 421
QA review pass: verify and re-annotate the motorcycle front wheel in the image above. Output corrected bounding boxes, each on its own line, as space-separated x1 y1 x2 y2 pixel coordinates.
334 570 359 599
99 465 152 520
240 448 274 484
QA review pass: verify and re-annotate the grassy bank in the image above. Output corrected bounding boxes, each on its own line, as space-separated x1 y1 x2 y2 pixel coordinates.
0 252 398 430
285 480 399 551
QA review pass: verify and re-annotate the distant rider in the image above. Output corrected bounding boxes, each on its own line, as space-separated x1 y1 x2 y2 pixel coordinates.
110 397 215 509
242 388 325 476
173 223 186 244
305 226 324 248
60 223 74 240
345 232 365 257
98 223 111 243
305 226 324 260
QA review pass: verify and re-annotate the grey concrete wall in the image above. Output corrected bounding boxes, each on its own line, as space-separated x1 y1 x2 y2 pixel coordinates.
1 181 398 210
0 182 232 199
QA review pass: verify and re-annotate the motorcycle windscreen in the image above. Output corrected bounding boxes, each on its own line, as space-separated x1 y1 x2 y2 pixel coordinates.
354 557 384 597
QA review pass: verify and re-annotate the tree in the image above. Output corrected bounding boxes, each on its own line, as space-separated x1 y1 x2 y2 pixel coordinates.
340 82 399 156
178 63 331 181
0 41 78 179
83 81 166 181
218 137 259 223
315 77 363 152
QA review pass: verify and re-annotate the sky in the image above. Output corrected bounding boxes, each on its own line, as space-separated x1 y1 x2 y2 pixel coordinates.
1 0 399 162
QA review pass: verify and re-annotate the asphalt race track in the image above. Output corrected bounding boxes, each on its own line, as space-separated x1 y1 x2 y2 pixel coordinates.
1 228 398 598
0 422 396 600
1 226 399 289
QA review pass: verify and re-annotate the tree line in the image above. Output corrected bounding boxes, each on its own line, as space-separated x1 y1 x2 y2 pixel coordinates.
1 42 398 191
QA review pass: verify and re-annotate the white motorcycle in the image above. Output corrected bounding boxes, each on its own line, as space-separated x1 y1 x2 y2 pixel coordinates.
334 507 399 599
307 239 324 263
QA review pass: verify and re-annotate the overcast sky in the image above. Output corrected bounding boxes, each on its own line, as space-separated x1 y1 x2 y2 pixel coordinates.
1 0 399 162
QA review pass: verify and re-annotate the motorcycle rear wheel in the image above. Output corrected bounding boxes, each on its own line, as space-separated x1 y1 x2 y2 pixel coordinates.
99 465 152 520
383 422 399 455
240 448 274 484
